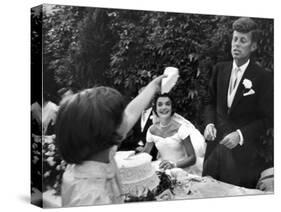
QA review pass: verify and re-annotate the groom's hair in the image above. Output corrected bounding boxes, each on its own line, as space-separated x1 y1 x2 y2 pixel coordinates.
152 93 175 117
232 17 260 43
55 86 126 164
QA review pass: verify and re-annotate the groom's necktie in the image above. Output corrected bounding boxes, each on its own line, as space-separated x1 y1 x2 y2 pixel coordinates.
230 67 240 94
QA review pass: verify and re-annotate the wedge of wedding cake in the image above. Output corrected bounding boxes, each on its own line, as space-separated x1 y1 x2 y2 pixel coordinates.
115 152 160 195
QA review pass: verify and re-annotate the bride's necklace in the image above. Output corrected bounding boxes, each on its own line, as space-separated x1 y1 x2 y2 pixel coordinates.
159 120 171 128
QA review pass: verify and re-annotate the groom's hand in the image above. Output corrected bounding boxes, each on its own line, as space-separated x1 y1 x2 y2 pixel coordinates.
220 131 240 149
204 124 217 141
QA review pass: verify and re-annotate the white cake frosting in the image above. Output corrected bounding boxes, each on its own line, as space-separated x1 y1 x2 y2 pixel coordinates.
114 151 160 195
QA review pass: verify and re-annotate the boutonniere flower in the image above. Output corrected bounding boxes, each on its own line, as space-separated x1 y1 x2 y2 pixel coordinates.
149 115 153 120
242 79 255 96
242 79 252 90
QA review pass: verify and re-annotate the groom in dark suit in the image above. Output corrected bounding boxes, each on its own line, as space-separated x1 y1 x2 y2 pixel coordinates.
203 17 273 188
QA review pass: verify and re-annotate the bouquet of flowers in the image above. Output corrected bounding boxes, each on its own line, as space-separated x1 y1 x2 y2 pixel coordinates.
124 171 176 202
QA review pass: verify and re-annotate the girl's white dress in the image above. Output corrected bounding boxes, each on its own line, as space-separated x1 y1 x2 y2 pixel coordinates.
61 147 123 206
147 114 206 176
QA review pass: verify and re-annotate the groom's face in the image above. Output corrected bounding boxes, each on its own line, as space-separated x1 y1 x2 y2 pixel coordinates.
231 30 257 63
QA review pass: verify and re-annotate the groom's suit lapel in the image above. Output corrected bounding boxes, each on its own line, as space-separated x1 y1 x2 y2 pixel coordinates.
142 110 153 133
228 60 256 114
221 62 232 114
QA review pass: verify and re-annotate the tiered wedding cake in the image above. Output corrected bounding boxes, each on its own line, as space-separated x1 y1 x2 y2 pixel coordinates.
114 151 160 195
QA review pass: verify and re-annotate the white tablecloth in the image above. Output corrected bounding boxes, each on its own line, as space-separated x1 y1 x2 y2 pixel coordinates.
172 176 266 200
42 162 269 208
151 161 267 200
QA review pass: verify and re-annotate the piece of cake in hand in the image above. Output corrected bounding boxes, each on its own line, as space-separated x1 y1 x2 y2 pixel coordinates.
114 152 160 195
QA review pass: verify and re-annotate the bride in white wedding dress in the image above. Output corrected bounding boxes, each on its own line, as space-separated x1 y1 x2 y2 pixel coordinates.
143 93 205 176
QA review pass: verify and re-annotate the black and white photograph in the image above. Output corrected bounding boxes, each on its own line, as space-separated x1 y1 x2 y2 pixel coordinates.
30 3 274 209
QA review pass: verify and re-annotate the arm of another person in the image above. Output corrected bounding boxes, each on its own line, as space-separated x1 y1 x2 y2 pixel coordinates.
204 64 219 126
239 71 273 144
116 75 166 140
204 64 219 141
220 70 273 149
256 167 274 192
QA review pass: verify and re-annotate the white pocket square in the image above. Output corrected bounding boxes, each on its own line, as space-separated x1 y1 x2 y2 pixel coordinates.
243 89 255 96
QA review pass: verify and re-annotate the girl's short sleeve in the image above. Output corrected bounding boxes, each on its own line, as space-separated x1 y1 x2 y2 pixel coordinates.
146 126 154 143
178 124 192 140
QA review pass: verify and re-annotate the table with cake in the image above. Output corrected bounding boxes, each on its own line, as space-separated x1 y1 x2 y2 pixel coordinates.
114 151 266 202
42 150 269 207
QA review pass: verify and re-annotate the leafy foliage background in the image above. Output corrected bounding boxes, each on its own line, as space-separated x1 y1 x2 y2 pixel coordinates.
41 5 273 130
31 5 273 194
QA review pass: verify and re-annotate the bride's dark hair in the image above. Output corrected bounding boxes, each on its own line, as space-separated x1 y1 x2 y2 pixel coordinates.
152 93 175 117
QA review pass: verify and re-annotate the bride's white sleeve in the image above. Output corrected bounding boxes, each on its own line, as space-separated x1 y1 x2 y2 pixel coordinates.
178 124 206 158
178 124 192 140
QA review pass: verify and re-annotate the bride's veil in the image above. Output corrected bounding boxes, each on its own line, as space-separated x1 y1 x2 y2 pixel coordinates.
172 113 206 158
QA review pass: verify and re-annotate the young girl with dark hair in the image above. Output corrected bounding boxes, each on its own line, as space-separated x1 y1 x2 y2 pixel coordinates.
55 75 165 206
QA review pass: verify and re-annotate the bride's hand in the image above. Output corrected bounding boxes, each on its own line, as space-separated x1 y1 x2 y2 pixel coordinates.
159 160 176 170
